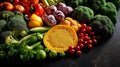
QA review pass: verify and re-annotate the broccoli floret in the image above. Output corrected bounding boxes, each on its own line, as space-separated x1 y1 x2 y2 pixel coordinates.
72 6 94 24
106 0 120 10
5 30 28 44
0 31 11 44
0 11 15 21
5 32 19 44
81 0 106 14
0 43 20 60
99 2 118 25
18 33 45 61
13 11 24 17
89 14 115 39
7 15 29 32
0 20 7 32
3 32 44 61
65 0 83 8
19 42 42 61
0 51 6 59
0 44 6 59
19 33 43 44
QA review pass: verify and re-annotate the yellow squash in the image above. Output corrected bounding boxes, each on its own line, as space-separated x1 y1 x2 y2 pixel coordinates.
43 25 78 53
60 17 81 32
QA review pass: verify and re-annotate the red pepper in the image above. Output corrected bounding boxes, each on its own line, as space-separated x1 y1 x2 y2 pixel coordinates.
32 3 45 17
13 0 20 6
24 6 32 17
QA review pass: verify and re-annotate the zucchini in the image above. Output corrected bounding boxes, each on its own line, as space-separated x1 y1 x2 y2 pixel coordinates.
30 27 51 33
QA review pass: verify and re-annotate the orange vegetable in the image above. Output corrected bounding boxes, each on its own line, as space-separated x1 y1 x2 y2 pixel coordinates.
43 25 78 53
0 2 14 11
60 17 81 32
15 5 25 13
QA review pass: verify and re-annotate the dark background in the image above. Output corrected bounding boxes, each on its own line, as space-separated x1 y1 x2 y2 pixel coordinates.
0 0 120 67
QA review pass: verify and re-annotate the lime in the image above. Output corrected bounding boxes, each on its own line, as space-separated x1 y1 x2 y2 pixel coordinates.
49 50 57 58
59 52 65 57
36 50 46 60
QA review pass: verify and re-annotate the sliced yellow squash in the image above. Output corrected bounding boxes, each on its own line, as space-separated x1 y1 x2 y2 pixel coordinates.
43 25 78 53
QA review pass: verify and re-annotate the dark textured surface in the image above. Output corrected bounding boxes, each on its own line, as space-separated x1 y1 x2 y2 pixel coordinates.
0 0 120 67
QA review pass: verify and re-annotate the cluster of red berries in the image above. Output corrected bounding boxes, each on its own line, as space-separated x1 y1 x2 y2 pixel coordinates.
69 24 100 55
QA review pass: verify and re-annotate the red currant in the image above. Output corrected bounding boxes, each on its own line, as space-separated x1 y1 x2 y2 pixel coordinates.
86 26 92 32
89 31 95 36
79 43 84 48
84 33 88 36
78 33 84 38
69 46 74 50
76 50 82 55
81 24 87 29
81 28 86 33
75 46 80 50
83 35 90 41
92 39 97 44
91 36 96 39
69 49 75 54
83 41 88 45
78 38 84 43
88 44 92 49
87 39 93 44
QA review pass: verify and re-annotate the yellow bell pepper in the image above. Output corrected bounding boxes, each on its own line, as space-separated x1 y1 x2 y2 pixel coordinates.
28 14 43 28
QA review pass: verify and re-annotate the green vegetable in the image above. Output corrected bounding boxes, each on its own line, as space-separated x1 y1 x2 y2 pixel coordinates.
19 33 44 44
20 42 42 61
59 52 65 57
99 2 118 25
5 30 27 44
44 48 50 53
5 30 44 45
0 11 29 44
0 43 22 60
0 20 7 32
0 11 15 21
82 0 88 4
89 14 115 39
72 6 94 24
65 0 83 8
30 26 51 33
7 15 29 32
106 0 120 9
85 0 106 13
49 50 57 58
13 11 24 17
0 31 45 61
35 50 46 60
0 31 11 44
0 44 6 59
